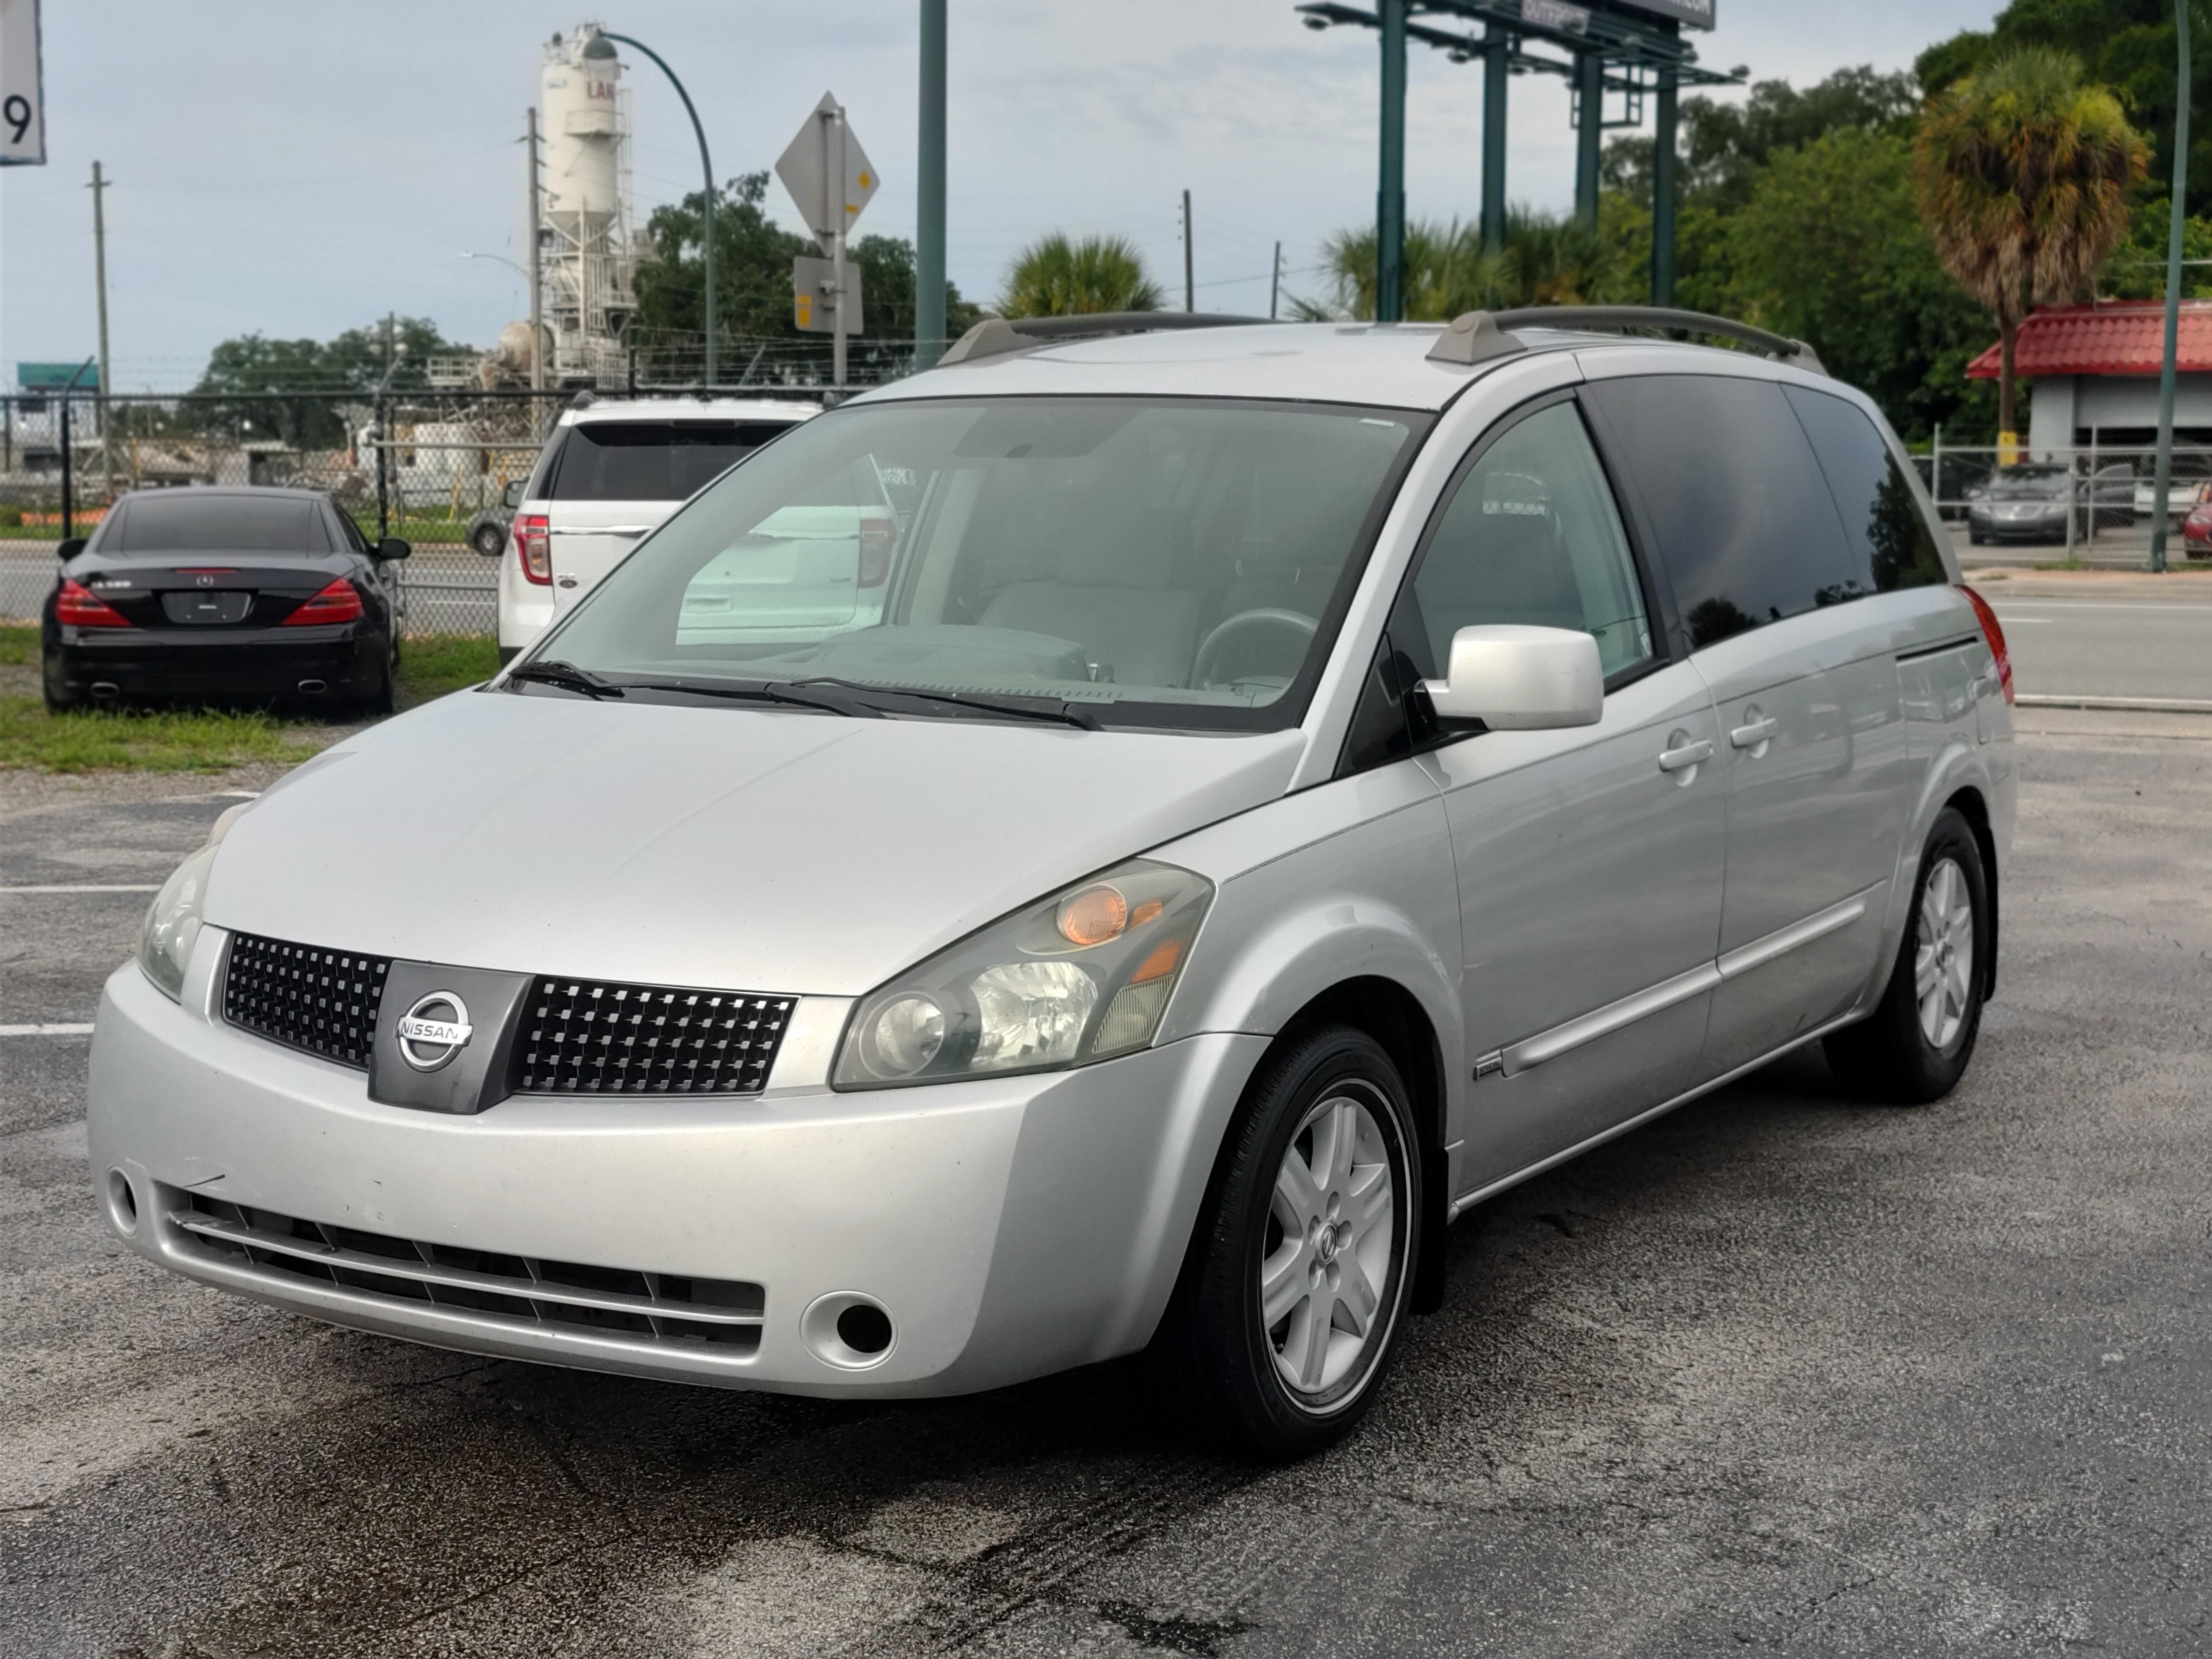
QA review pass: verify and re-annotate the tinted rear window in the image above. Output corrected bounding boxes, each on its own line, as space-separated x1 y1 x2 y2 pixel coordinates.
544 422 790 502
114 493 320 553
1783 386 1948 593
1584 375 1860 649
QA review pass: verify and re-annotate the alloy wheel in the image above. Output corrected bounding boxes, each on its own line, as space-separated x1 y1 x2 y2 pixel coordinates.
1260 1090 1398 1402
1915 856 1975 1050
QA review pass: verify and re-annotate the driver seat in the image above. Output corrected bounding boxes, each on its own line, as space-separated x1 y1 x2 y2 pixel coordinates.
978 509 1204 686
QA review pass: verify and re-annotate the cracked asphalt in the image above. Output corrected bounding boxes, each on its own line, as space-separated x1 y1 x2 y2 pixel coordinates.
3 705 2208 1657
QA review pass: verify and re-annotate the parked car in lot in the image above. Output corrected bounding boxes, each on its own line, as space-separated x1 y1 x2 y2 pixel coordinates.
2133 457 2212 521
498 396 821 661
42 486 408 714
93 310 2014 1458
2180 482 2212 558
464 498 513 559
1965 461 2130 544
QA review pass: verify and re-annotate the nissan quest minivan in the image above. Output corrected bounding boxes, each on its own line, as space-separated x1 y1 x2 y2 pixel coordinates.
90 310 2015 1456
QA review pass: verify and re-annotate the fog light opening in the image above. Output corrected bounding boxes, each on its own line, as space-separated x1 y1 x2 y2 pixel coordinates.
800 1291 896 1370
105 1168 139 1235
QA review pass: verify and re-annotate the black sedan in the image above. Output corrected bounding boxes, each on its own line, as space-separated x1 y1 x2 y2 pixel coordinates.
42 486 409 715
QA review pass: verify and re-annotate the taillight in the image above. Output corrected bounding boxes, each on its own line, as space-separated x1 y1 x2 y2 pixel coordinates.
282 577 364 627
857 511 896 588
1957 584 2013 705
514 513 552 585
56 578 131 627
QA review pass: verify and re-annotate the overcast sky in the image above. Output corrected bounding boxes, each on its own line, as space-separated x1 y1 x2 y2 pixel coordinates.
1 1 2001 390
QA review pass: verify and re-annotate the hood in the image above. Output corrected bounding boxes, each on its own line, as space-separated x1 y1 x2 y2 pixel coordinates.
207 691 1306 996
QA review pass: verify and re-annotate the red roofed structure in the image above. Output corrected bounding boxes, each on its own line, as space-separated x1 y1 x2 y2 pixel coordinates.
1969 302 2212 454
1965 301 2212 380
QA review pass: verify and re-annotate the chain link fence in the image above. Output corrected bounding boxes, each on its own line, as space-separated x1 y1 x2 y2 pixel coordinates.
1913 441 2212 565
0 386 825 631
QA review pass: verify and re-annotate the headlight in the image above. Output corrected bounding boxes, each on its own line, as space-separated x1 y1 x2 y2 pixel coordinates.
135 801 250 1001
138 842 217 1001
833 859 1213 1089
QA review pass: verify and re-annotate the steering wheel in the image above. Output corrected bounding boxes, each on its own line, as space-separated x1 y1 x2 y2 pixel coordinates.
1192 607 1319 689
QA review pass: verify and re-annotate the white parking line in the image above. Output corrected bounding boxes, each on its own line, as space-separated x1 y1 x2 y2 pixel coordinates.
0 1024 96 1037
0 885 160 894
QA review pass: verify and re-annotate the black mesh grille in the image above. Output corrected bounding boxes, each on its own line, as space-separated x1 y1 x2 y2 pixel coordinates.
513 979 793 1096
222 933 390 1069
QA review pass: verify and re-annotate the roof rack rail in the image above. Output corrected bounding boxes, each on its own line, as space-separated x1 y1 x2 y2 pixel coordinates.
1426 307 1825 375
938 311 1267 367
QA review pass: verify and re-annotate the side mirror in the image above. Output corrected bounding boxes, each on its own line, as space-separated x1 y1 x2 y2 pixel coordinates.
376 536 412 561
57 536 87 560
1422 624 1603 730
502 480 526 510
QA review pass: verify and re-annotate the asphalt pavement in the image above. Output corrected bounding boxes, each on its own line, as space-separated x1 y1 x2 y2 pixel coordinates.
1988 590 2212 704
4 713 2211 1657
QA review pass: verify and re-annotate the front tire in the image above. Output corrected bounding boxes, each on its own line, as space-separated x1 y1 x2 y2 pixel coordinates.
1824 808 1989 1104
472 522 507 558
1169 1025 1420 1459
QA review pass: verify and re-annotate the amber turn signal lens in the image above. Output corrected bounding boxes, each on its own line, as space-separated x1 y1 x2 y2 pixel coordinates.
1057 884 1128 947
1130 938 1182 984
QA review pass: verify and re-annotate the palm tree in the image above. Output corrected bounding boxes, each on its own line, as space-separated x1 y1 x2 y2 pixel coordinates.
1296 208 1624 322
998 234 1161 317
1913 47 2147 444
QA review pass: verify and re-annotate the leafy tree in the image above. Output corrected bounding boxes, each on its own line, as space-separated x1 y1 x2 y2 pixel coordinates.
1913 47 2148 436
997 234 1161 317
1724 127 2006 441
189 316 472 447
2097 195 2212 297
1603 67 1922 215
1916 1 2212 216
631 171 980 380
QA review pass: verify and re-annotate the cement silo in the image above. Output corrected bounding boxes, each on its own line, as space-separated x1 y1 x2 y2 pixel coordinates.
539 25 638 384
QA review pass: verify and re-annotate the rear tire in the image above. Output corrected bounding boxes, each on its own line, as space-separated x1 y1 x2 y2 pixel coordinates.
471 523 507 558
41 653 81 713
1166 1024 1420 1460
1824 808 1989 1105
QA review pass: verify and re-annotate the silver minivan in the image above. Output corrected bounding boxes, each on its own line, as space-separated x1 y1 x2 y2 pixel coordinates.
91 311 2015 1456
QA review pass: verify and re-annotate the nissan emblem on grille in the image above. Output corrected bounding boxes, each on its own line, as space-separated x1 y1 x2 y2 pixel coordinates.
395 992 474 1071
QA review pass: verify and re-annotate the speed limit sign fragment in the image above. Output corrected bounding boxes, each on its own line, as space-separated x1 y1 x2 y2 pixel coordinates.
0 0 44 167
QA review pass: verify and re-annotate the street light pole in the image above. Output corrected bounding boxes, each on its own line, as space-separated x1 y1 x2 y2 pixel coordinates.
599 32 716 387
2149 0 2191 575
1377 0 1406 322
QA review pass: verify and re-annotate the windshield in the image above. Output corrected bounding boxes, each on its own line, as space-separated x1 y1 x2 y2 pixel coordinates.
533 397 1428 730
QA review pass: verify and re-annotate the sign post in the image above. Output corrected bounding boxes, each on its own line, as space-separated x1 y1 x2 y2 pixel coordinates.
1 0 47 167
777 94 879 389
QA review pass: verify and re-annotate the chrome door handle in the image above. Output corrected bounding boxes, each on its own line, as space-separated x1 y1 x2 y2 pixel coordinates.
550 525 652 538
1657 738 1715 773
1729 717 1778 749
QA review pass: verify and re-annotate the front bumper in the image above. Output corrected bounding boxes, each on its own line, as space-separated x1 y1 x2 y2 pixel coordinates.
49 623 388 703
1966 508 2068 543
87 948 1263 1397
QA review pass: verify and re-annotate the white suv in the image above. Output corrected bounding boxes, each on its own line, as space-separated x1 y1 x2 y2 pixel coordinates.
498 396 820 661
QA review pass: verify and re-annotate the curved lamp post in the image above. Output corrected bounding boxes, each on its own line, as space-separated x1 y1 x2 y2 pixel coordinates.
2148 0 2190 575
595 32 717 386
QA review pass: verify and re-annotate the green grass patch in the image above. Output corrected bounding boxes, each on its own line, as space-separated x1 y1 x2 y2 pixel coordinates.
397 633 501 705
0 624 502 771
0 699 333 773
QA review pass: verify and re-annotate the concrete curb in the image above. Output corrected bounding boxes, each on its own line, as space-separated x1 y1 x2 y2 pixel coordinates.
2015 693 2212 714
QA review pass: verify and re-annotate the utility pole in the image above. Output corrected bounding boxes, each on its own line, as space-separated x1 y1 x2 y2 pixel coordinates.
1652 66 1680 305
90 161 113 504
1377 0 1406 321
2149 0 2191 574
527 108 544 396
1182 190 1195 312
1481 25 1508 255
916 0 948 370
1574 52 1603 230
1270 240 1282 320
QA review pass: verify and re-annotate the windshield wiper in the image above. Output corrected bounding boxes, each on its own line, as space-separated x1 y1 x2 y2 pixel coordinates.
614 678 883 718
788 677 1102 731
503 659 625 700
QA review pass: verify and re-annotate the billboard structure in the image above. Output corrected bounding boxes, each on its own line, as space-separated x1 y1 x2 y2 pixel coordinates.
1297 0 1744 317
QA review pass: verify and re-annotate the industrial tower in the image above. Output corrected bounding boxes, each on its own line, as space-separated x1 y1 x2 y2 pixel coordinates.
539 24 640 384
